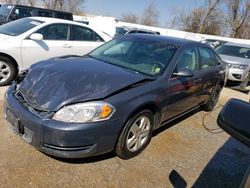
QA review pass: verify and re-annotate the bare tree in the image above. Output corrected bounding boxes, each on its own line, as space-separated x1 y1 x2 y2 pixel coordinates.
170 3 224 35
224 0 250 38
2 0 22 4
199 0 221 33
121 13 139 24
41 0 85 13
67 0 85 14
27 0 35 6
172 0 226 35
141 2 159 26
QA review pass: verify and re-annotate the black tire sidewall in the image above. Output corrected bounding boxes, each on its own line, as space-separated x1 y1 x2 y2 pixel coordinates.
116 110 154 159
0 56 17 86
203 85 221 111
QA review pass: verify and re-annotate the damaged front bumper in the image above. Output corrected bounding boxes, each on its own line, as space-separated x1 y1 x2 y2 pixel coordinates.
4 85 122 158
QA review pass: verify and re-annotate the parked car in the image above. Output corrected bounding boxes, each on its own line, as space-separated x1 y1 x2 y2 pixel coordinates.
0 4 73 25
4 35 226 159
115 26 160 37
0 17 111 86
216 42 250 84
202 39 227 49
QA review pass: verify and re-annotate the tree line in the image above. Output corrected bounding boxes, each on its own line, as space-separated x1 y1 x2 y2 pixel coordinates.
121 0 250 40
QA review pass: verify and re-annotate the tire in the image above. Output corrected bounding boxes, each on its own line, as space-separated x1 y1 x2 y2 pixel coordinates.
115 110 154 159
202 85 222 111
0 56 17 86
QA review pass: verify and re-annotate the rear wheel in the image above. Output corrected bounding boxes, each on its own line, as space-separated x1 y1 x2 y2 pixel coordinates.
0 56 17 86
202 85 222 111
115 110 154 159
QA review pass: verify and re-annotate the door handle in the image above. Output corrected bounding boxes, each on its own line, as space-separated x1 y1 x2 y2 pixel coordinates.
63 44 72 48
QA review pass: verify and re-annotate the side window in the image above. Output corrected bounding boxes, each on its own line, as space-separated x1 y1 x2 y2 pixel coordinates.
37 24 68 40
38 10 53 17
72 25 103 42
199 47 215 69
174 47 198 73
13 7 32 19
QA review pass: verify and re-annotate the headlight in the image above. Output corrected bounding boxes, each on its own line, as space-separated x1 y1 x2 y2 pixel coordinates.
52 102 115 123
228 64 248 70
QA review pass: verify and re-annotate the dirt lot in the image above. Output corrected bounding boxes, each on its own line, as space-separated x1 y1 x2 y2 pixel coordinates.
0 86 249 188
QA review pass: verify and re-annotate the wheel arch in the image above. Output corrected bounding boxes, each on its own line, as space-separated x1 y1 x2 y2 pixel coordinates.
0 53 19 72
125 102 162 130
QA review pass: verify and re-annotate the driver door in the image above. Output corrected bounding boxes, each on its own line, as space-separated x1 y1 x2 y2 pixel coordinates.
162 47 203 121
21 23 73 68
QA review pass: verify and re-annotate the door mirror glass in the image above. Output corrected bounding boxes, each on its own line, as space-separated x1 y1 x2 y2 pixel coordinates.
173 68 194 77
30 33 43 41
217 98 250 147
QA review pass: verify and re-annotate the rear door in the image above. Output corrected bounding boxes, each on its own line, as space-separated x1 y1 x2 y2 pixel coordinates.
70 24 105 55
21 23 73 68
162 46 204 121
197 47 221 102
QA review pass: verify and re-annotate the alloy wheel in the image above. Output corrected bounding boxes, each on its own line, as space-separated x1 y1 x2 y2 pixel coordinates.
0 61 11 83
126 116 151 152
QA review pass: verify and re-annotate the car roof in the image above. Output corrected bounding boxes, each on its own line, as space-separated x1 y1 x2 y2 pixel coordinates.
2 4 71 14
223 42 250 48
128 28 157 33
117 26 158 34
125 34 201 46
29 17 85 25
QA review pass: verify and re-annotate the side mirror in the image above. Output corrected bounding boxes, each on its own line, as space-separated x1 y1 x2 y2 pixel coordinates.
173 68 194 77
217 98 250 147
30 33 43 41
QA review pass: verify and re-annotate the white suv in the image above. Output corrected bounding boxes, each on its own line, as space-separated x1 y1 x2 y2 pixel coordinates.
0 17 111 86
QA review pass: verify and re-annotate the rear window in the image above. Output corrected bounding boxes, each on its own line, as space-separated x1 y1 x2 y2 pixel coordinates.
71 25 104 42
0 18 43 36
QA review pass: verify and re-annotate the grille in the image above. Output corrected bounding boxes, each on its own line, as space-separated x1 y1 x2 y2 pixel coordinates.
15 91 52 119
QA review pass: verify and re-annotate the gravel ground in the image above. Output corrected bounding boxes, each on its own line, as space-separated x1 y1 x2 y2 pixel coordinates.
0 86 249 188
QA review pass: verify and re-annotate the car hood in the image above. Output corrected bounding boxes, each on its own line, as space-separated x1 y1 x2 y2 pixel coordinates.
17 56 148 111
219 54 250 65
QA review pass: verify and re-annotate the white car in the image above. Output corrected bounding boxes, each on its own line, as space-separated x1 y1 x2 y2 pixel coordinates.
0 17 111 86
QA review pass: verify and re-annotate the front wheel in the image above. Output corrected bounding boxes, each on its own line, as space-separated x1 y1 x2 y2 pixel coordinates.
202 85 222 111
115 110 154 159
0 56 17 86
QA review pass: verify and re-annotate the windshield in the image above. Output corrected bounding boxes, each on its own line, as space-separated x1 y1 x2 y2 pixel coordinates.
0 18 44 36
89 37 179 77
216 45 250 59
0 4 12 17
